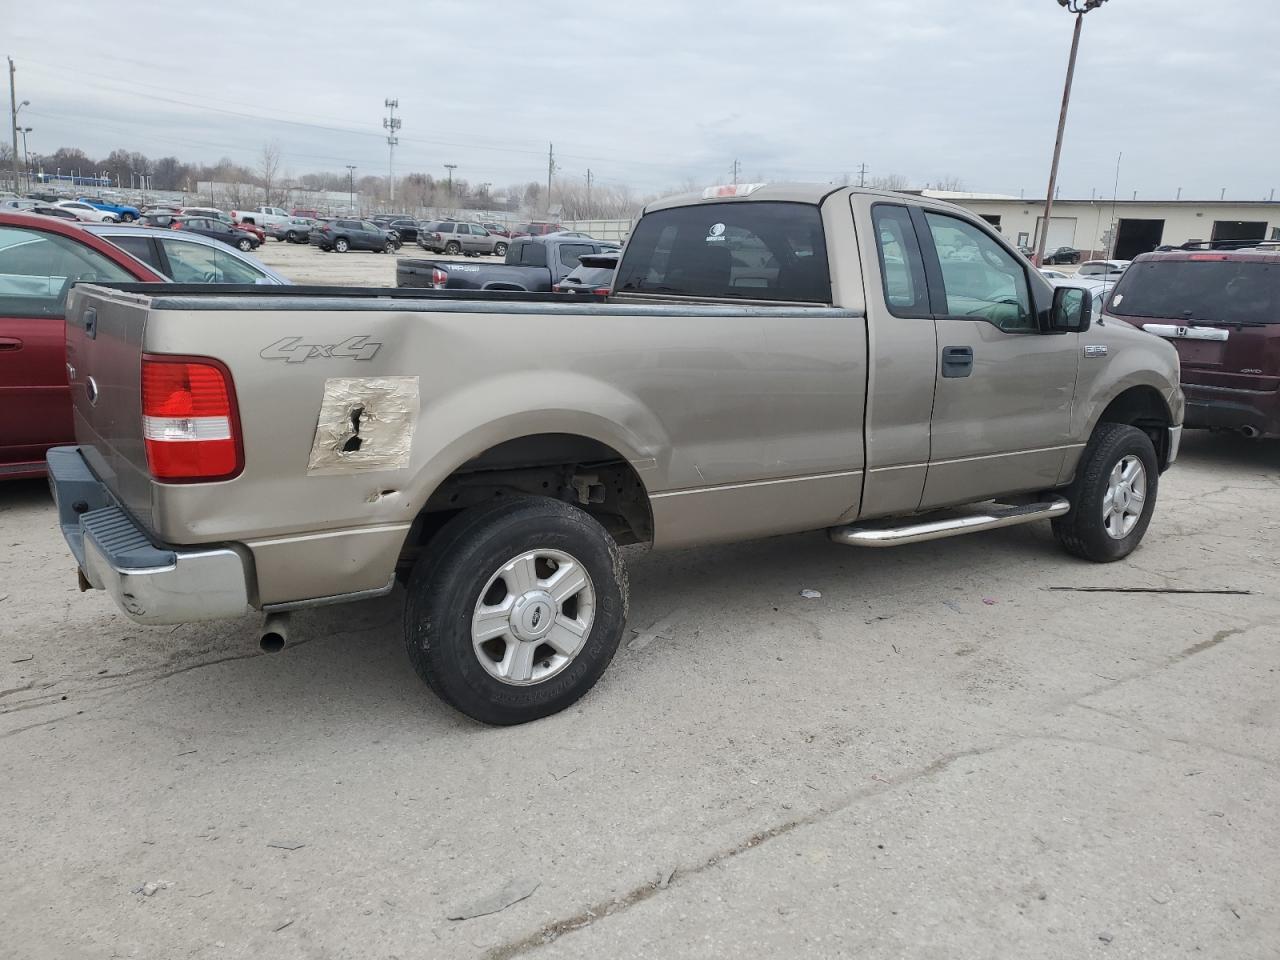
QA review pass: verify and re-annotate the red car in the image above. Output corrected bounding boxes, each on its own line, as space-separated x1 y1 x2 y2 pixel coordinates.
0 211 164 479
512 222 566 237
233 221 267 244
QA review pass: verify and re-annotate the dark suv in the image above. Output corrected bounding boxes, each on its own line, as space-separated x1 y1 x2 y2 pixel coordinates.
309 218 401 253
1105 246 1280 438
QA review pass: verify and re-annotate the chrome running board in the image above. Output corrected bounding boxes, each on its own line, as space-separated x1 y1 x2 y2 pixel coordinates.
829 497 1070 548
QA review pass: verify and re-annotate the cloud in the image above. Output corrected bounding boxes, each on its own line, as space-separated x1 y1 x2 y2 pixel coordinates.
10 0 1278 199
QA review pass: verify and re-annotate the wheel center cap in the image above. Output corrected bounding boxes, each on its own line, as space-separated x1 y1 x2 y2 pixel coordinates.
1115 487 1129 510
510 591 556 642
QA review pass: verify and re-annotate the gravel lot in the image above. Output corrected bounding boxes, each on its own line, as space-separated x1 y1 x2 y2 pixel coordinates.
253 236 489 286
1 432 1277 959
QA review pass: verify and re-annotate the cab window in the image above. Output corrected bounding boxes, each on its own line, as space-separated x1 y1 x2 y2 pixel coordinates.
924 213 1033 332
0 226 134 317
158 238 269 284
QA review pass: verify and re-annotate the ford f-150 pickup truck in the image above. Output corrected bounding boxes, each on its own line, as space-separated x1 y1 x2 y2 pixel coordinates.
47 183 1184 725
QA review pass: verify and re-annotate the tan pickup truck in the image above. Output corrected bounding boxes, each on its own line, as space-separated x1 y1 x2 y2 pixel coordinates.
48 184 1184 724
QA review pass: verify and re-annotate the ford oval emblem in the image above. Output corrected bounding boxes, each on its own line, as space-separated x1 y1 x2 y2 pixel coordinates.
85 376 99 406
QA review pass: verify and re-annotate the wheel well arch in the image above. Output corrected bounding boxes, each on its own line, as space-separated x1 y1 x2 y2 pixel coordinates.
401 432 654 569
1096 385 1174 469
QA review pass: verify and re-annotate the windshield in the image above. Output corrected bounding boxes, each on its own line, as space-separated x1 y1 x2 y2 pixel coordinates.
614 201 830 303
1109 259 1278 324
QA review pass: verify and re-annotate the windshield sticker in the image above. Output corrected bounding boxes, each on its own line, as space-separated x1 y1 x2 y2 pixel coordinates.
1112 294 1123 306
705 222 726 243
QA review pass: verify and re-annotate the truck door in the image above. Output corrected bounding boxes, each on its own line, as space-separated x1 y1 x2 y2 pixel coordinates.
912 208 1080 508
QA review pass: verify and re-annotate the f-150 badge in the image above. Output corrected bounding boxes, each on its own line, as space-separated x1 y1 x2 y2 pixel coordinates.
260 335 382 363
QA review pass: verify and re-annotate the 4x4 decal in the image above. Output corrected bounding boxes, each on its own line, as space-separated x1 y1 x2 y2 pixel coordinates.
260 335 382 363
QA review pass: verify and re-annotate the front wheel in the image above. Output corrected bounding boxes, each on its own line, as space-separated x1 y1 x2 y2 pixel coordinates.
237 237 253 251
384 240 397 254
494 241 508 256
1053 423 1159 562
404 497 628 725
121 213 136 222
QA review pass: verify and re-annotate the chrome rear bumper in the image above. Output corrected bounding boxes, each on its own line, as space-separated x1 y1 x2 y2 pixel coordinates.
47 446 250 625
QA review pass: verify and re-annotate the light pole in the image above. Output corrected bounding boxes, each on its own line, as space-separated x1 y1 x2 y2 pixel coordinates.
1035 0 1109 266
444 163 456 212
18 126 31 193
345 164 356 214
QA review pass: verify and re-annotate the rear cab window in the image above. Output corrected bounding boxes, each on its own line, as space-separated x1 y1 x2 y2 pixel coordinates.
1109 257 1278 325
614 201 831 302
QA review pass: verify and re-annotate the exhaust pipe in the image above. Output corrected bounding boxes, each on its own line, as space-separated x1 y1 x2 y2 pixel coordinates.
260 612 291 653
1240 425 1261 439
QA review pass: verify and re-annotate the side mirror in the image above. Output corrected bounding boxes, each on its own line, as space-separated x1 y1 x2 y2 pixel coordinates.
1050 285 1092 333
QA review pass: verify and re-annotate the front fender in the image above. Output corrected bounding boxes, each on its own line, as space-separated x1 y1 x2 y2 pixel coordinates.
1073 321 1184 440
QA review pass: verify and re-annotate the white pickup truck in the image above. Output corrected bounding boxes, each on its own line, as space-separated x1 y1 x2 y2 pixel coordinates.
230 206 292 229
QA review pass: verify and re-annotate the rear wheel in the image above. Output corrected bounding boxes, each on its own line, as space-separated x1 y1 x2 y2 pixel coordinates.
1053 423 1159 562
334 238 350 253
494 241 508 256
404 497 628 725
285 231 298 242
445 241 461 255
237 237 253 251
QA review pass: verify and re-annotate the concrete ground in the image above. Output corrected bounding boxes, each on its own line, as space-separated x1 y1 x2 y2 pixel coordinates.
2 432 1277 960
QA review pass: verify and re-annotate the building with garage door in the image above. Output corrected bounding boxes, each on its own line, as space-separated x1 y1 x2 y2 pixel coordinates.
915 191 1280 260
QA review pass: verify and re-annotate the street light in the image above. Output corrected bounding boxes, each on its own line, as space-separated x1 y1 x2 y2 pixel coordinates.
1034 0 1110 266
18 126 31 192
345 165 356 214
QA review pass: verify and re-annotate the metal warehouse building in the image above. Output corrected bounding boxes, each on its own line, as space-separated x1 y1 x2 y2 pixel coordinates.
920 191 1280 259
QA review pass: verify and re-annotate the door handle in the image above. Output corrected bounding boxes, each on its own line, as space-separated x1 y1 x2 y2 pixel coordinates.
941 345 974 378
0 337 22 351
83 306 98 340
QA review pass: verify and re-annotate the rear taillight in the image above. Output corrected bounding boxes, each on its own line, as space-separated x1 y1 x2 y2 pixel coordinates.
431 267 448 288
593 287 611 297
141 355 243 482
551 285 562 292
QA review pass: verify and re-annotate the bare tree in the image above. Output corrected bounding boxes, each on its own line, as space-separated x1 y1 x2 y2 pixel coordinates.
933 175 967 192
868 172 911 191
258 142 282 205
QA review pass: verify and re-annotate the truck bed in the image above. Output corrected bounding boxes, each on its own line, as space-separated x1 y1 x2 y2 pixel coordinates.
63 281 865 607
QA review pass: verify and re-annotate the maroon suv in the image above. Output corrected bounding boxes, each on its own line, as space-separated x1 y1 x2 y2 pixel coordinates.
1106 248 1280 438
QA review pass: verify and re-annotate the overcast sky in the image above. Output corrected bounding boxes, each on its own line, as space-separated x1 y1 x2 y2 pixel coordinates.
10 0 1279 200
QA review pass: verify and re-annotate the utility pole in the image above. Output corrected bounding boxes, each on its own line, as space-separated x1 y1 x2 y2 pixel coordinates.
444 163 456 211
382 98 400 207
585 168 592 219
8 58 22 196
1035 0 1110 267
857 162 868 188
546 143 555 217
731 158 740 186
345 165 356 214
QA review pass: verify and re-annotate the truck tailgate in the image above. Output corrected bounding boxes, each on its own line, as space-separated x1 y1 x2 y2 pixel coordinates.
65 286 155 530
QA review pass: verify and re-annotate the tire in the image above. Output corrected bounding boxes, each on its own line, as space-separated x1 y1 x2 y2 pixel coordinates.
121 213 136 223
404 496 628 725
494 242 508 256
1052 423 1159 562
334 238 349 253
384 240 397 254
445 241 461 255
286 231 298 242
237 237 253 251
